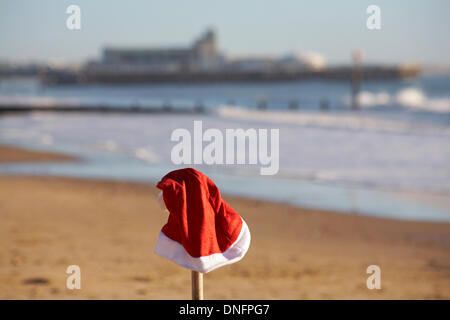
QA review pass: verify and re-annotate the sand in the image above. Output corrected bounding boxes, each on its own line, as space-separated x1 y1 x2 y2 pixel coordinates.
0 144 77 163
0 145 449 299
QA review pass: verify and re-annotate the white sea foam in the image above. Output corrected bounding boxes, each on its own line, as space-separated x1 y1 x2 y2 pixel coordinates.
394 87 450 113
103 140 118 151
1 111 450 195
216 105 450 135
342 91 391 107
396 88 426 108
341 87 450 113
135 147 160 163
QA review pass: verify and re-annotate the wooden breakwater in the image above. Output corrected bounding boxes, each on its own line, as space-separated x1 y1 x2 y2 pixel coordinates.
0 103 207 115
0 94 364 115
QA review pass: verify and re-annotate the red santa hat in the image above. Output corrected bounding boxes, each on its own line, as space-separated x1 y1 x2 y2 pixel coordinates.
154 168 251 273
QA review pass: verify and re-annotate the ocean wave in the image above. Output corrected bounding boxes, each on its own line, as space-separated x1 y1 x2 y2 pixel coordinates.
135 147 160 163
343 87 450 113
216 105 450 135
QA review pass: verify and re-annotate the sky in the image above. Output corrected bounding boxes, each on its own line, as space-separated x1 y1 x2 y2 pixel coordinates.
0 0 449 66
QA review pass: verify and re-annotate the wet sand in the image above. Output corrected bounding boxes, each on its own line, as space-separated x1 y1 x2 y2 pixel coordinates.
0 145 449 299
0 144 77 163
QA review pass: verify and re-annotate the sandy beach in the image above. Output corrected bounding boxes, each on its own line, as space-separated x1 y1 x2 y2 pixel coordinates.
0 144 77 163
0 144 449 299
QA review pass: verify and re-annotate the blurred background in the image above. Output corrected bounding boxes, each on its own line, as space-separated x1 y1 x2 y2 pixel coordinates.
0 0 449 299
1 0 449 221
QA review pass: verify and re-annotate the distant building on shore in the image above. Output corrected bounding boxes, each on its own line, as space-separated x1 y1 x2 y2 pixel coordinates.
91 29 225 73
228 51 327 73
65 28 420 84
87 28 329 74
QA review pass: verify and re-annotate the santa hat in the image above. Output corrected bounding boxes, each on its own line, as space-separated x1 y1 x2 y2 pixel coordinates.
154 168 251 273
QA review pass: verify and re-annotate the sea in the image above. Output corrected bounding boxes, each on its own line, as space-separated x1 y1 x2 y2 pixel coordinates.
0 74 449 222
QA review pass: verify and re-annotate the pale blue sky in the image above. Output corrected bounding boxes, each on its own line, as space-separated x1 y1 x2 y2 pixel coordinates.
1 0 449 65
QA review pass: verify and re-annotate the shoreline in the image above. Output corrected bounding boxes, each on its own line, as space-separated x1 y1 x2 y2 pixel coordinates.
1 144 449 299
1 143 449 223
0 144 78 164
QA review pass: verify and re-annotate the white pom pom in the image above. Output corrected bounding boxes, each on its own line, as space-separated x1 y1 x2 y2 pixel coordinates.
157 191 168 212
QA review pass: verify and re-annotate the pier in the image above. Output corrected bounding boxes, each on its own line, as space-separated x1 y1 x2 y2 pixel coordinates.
41 65 420 85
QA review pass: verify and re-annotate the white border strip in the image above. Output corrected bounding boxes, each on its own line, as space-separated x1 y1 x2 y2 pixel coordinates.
154 218 251 273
